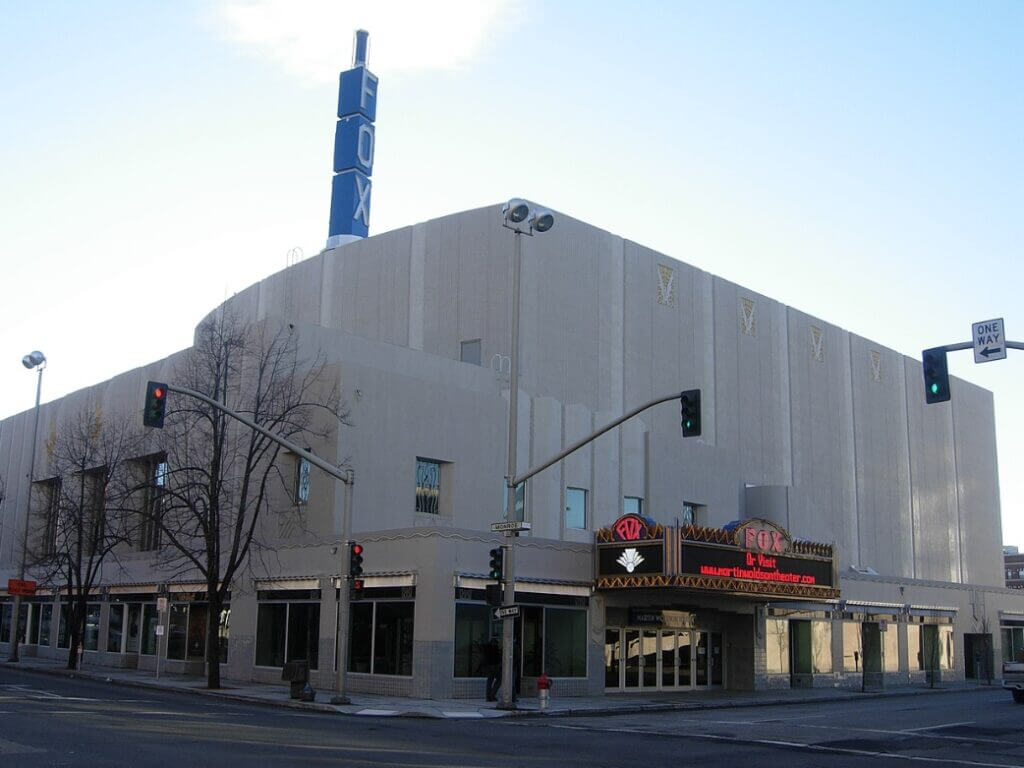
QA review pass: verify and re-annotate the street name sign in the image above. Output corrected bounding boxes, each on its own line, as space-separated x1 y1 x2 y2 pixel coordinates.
494 605 520 620
491 521 531 533
973 318 1007 364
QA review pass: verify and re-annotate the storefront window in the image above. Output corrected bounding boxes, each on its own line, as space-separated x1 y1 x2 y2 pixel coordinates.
909 624 923 670
28 605 39 645
790 620 811 674
522 606 543 677
765 618 789 674
348 600 414 676
108 604 124 653
141 603 158 655
349 603 372 673
218 607 230 664
544 608 586 677
1002 626 1024 663
842 622 863 672
811 621 832 673
374 602 414 675
187 604 208 660
167 605 189 660
57 604 70 648
454 603 491 678
256 604 287 667
939 625 954 670
39 604 52 647
0 603 10 643
255 593 320 669
884 624 899 672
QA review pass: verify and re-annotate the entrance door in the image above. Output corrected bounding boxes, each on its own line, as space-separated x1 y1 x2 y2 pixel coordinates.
694 631 724 688
624 629 641 688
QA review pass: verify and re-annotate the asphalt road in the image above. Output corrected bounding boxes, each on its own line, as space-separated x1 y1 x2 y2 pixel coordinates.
0 665 1019 768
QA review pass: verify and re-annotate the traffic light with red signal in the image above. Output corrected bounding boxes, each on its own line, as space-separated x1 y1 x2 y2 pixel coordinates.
143 381 168 428
349 542 364 590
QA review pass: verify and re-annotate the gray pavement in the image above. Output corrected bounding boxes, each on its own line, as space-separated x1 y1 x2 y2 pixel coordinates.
1 655 999 719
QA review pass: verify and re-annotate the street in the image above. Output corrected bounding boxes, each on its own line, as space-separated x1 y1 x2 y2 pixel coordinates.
0 666 1018 767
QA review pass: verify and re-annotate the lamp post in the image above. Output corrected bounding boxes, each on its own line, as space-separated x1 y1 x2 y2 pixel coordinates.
498 199 554 710
9 350 46 663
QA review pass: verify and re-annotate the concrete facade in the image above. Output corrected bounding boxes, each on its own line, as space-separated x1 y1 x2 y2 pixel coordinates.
0 204 1019 697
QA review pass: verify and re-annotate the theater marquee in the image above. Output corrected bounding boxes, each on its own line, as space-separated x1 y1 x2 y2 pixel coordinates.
596 516 838 600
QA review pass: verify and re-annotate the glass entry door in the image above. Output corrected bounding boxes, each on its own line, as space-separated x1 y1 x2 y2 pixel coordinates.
605 628 718 691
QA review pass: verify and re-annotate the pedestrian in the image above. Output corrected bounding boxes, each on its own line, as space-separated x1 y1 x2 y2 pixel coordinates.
484 637 501 701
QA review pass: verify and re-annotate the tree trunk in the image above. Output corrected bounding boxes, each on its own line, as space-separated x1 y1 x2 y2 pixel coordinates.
205 593 222 689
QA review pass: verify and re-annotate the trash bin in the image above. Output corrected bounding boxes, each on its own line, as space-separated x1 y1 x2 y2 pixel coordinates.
281 660 309 699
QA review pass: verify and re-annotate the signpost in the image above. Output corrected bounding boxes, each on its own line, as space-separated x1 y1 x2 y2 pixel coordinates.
972 318 1007 364
490 521 531 534
494 605 520 620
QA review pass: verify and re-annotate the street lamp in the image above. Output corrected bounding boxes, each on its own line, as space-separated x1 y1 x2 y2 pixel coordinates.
498 200 554 709
9 350 46 663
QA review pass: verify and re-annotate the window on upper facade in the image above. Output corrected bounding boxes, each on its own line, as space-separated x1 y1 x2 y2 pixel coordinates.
623 496 643 517
34 478 61 557
294 456 311 506
415 459 441 515
565 487 587 530
83 467 107 556
136 455 166 552
460 339 482 366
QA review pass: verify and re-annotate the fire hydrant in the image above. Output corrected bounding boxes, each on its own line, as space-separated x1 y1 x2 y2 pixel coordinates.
537 673 552 711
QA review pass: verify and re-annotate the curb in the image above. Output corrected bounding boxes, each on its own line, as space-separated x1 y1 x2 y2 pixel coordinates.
3 661 999 720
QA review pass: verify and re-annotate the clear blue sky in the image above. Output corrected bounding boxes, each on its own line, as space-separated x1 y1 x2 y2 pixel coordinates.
1 1 1021 539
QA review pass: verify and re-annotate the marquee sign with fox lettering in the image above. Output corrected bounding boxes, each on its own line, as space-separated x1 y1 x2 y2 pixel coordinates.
595 516 837 598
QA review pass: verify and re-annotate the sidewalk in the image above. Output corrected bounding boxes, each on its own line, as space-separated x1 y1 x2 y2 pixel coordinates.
2 656 999 720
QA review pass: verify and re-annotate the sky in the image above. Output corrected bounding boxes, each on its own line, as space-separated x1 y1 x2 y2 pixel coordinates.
1 1 1021 539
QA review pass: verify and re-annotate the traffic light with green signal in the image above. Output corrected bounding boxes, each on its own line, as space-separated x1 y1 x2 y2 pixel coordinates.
680 389 701 437
143 381 168 428
922 348 951 404
488 547 504 581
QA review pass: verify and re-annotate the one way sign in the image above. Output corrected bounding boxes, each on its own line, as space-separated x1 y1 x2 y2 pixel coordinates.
972 318 1007 364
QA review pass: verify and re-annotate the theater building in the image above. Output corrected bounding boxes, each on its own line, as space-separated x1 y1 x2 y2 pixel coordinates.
1 202 1021 697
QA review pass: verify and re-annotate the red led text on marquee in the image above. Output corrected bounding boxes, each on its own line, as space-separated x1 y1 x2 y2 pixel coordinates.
698 551 816 585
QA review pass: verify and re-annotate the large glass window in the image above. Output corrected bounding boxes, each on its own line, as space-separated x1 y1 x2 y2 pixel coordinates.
141 603 158 655
884 624 899 672
623 497 643 517
255 594 320 669
523 606 543 677
39 604 52 647
765 618 789 674
939 625 954 670
790 620 811 674
812 621 832 673
348 601 414 676
218 607 230 664
137 456 166 551
1002 626 1024 663
29 605 40 645
57 604 70 648
374 603 414 675
36 479 61 557
454 603 492 677
167 604 189 660
544 608 586 677
415 459 440 515
565 488 587 530
107 604 124 653
0 603 10 643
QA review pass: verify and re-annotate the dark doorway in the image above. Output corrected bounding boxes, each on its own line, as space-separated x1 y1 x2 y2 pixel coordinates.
964 633 993 683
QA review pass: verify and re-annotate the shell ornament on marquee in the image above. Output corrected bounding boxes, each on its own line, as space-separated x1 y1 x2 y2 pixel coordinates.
616 548 645 573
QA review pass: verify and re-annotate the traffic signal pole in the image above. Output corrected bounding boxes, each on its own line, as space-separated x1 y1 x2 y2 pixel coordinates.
497 388 691 709
920 339 1024 404
156 383 355 702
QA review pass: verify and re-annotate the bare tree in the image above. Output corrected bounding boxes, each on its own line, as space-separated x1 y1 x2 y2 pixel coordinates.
26 406 139 669
154 311 345 689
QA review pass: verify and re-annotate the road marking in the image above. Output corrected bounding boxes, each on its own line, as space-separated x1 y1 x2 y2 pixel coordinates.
903 721 975 732
545 723 1024 767
799 723 1015 745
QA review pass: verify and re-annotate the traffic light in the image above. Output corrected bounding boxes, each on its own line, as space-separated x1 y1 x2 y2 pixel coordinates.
349 542 364 580
922 347 951 404
143 381 168 428
488 547 504 581
680 389 701 437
